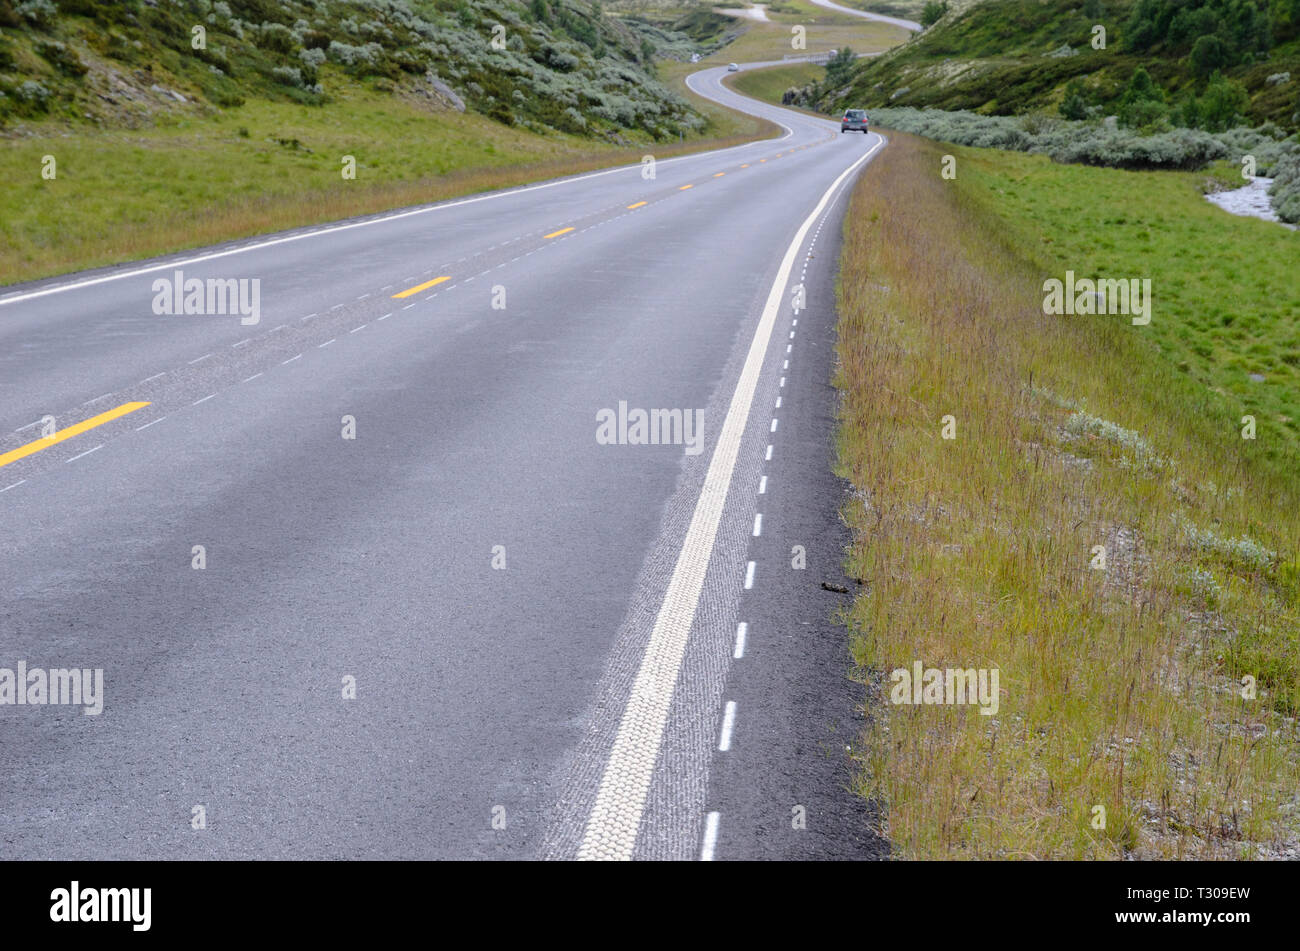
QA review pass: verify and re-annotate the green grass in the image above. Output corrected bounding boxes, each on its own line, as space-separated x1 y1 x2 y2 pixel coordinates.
0 75 777 285
727 62 823 104
958 146 1300 468
697 15 909 62
836 129 1300 859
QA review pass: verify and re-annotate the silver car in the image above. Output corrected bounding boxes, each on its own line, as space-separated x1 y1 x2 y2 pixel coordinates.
841 109 869 133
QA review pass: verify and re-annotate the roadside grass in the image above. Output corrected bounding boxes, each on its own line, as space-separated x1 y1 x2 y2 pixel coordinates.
836 130 1300 859
698 17 909 62
727 62 824 104
0 78 776 286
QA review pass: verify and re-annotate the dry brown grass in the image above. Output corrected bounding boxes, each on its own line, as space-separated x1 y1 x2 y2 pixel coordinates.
835 130 1300 859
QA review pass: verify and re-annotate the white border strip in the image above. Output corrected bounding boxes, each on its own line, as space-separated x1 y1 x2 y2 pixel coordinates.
576 133 884 861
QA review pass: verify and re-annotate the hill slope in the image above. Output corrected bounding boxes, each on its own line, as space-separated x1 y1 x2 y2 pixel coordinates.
0 0 704 140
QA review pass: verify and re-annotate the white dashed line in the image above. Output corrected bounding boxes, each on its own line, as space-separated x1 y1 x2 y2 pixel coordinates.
281 354 301 365
15 420 39 432
575 133 885 862
700 812 720 862
752 513 762 536
350 324 366 333
718 701 737 751
770 418 778 433
0 480 26 493
357 293 370 300
301 313 318 322
733 622 747 659
765 444 773 461
65 444 102 463
271 324 287 332
378 313 392 321
779 377 785 387
135 416 167 431
232 338 252 348
319 339 335 348
775 397 782 409
242 373 263 383
187 353 213 365
83 393 113 406
192 394 216 406
142 372 167 384
758 475 767 494
783 360 789 370
744 561 756 589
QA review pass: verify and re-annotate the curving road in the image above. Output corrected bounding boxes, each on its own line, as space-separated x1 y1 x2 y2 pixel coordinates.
808 0 922 32
0 63 887 860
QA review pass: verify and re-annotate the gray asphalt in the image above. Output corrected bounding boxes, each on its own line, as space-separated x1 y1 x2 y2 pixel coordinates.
0 64 885 860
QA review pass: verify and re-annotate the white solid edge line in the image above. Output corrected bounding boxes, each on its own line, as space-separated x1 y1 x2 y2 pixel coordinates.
700 812 721 861
0 87 793 310
576 134 883 861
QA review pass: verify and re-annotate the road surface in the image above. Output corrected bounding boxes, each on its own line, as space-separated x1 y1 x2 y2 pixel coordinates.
0 62 887 860
808 0 922 32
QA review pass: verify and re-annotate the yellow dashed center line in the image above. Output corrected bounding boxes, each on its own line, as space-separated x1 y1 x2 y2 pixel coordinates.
713 172 725 178
0 401 150 470
392 276 450 298
679 184 693 190
627 201 647 209
741 163 749 168
543 227 575 239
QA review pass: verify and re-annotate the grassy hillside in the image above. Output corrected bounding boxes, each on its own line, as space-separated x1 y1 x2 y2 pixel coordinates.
0 0 706 138
0 0 795 283
837 129 1300 859
827 0 1300 132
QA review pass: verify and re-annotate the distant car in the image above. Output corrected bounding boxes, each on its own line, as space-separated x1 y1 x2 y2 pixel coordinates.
841 108 869 133
727 63 739 72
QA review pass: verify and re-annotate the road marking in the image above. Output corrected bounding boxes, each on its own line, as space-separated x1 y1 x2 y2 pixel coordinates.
378 312 392 321
319 338 335 348
700 812 721 862
758 475 767 494
141 372 167 384
770 418 778 432
0 401 150 470
65 444 103 463
713 172 725 177
753 513 762 536
775 396 782 408
627 201 647 209
135 416 167 432
350 324 366 333
393 276 450 298
678 184 693 190
1 479 26 493
733 622 747 659
83 393 113 406
232 338 252 348
783 360 788 370
187 353 213 365
718 701 737 751
192 394 216 406
744 561 756 589
544 227 575 239
0 119 802 313
577 140 883 862
243 373 263 383
741 163 749 168
281 354 301 365
766 444 773 460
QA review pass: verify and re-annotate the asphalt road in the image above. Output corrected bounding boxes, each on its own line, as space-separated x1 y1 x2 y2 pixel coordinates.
0 63 887 860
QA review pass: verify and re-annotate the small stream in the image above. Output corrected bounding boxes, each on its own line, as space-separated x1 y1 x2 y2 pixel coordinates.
1205 177 1297 229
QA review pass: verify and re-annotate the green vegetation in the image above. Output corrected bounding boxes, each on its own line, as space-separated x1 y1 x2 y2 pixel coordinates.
836 129 1300 859
727 61 822 105
819 0 1300 132
0 0 708 138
